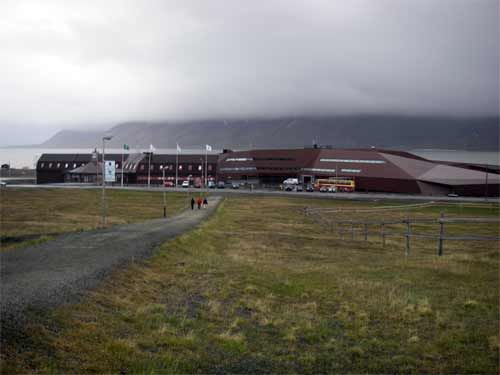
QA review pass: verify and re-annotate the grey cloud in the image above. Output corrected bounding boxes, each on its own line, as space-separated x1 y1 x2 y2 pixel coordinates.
0 0 498 144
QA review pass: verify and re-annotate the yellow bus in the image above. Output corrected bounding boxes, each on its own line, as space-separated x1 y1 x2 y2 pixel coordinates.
314 177 355 192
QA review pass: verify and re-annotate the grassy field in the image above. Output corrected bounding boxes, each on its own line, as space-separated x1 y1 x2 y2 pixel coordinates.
0 188 197 250
1 195 499 374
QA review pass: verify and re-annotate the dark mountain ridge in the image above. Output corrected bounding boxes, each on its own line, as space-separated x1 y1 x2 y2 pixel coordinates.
39 115 499 151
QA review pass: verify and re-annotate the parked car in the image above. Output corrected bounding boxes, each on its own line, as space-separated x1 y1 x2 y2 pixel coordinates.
208 181 216 189
296 185 303 192
231 183 240 189
164 180 174 187
327 186 337 193
284 185 294 191
181 180 190 188
217 181 225 189
319 186 328 193
306 184 314 192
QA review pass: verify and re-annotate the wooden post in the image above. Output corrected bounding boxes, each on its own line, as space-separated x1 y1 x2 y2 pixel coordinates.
381 223 385 248
405 217 411 256
364 223 368 241
438 211 444 256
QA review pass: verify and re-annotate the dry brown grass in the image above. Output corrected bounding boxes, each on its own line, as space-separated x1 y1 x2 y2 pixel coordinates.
1 196 498 374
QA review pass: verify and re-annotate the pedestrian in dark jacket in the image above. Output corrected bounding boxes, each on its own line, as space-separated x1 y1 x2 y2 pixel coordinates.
190 197 195 210
196 197 202 209
203 197 208 208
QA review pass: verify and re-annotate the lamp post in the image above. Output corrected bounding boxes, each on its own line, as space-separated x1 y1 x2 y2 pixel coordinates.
101 136 112 226
163 167 167 217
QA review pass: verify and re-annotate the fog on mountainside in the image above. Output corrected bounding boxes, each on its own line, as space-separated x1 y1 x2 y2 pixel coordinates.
40 116 499 151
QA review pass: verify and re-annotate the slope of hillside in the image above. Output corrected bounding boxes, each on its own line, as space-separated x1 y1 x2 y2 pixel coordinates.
39 116 499 150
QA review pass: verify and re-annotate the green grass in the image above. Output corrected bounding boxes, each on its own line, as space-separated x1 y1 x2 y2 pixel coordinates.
0 188 195 250
1 196 499 374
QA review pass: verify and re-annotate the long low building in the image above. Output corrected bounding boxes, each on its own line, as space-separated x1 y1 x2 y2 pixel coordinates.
36 152 218 185
36 148 499 196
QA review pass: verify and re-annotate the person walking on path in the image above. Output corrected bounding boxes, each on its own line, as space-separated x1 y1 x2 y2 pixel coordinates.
203 197 208 209
196 197 202 209
190 197 195 210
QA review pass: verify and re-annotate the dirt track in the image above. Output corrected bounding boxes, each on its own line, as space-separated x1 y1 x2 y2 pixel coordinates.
0 197 221 332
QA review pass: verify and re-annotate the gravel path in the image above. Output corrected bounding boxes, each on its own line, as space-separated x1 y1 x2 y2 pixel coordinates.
1 196 221 332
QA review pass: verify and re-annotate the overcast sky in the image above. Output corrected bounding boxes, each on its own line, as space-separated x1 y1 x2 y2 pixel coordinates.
1 0 498 145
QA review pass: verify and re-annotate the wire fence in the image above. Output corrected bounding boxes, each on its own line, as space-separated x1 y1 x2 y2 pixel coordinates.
304 207 500 256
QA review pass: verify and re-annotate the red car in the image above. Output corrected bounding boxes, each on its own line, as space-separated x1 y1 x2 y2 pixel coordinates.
164 180 174 187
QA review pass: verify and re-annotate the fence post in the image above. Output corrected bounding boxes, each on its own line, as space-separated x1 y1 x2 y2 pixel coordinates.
438 211 444 256
405 216 411 256
381 223 385 248
364 223 368 241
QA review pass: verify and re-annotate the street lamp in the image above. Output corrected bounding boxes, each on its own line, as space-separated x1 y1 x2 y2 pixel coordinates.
101 136 112 226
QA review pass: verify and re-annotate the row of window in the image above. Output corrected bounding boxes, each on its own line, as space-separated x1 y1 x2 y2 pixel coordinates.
39 162 86 169
320 158 385 164
223 157 296 162
138 164 213 171
219 167 257 172
39 162 214 172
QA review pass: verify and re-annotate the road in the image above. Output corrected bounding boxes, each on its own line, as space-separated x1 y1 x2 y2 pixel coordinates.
0 196 221 334
3 183 499 203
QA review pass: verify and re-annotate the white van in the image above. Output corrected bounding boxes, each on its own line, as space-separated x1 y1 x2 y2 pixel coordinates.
181 180 190 188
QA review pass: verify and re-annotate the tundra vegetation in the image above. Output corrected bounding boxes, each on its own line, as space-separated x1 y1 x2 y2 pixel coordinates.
1 192 499 374
0 189 188 250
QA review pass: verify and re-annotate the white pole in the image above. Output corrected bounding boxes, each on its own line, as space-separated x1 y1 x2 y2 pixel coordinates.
205 147 208 188
148 152 151 188
176 147 179 187
101 138 106 225
121 148 124 188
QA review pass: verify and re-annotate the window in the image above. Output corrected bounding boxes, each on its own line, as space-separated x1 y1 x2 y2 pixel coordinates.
116 163 119 168
40 163 45 168
302 168 336 173
220 167 256 172
208 165 212 171
65 163 69 168
57 163 61 168
341 168 361 173
140 164 145 170
73 163 77 168
188 165 192 171
179 165 183 170
198 165 202 171
320 158 385 164
160 165 163 169
253 157 294 161
226 157 254 162
48 163 53 168
150 164 154 170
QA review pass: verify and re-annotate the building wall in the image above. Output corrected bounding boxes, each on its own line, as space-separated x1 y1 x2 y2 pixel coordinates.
36 150 500 196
